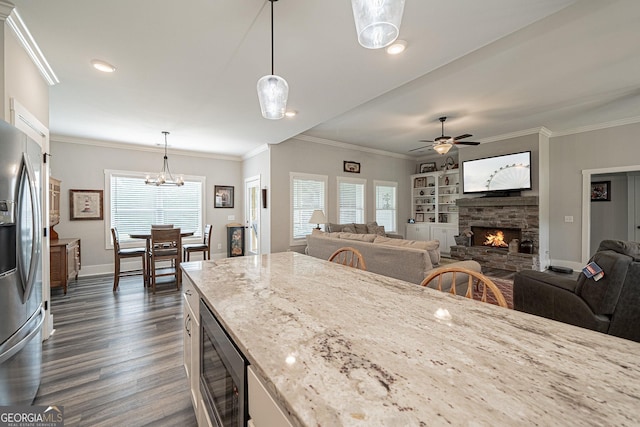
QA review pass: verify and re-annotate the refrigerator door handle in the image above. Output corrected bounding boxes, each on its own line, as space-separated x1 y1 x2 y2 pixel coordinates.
18 152 41 303
0 305 44 364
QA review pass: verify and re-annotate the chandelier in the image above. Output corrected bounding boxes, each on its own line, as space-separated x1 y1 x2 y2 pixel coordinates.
257 0 289 120
351 0 406 49
145 131 184 186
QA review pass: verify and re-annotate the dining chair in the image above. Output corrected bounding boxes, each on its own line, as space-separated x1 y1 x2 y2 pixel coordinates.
151 224 174 228
183 224 213 261
420 266 508 308
149 227 182 293
111 227 147 292
328 247 367 271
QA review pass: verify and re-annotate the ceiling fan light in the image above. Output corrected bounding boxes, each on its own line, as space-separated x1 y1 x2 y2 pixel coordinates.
433 143 452 155
351 0 406 49
257 74 289 120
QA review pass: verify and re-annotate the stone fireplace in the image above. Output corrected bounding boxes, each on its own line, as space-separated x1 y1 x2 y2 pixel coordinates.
450 196 540 271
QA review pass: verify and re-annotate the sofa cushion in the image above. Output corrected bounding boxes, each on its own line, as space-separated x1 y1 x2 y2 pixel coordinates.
374 236 441 265
597 239 640 261
366 221 386 236
327 223 354 233
353 223 369 234
336 232 377 243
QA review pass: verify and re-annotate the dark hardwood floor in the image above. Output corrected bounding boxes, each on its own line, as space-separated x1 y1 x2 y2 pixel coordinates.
35 274 197 427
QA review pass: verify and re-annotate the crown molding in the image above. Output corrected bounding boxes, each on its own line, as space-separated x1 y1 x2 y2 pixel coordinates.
550 116 640 138
478 127 550 144
6 8 59 86
50 134 242 162
243 143 269 160
0 1 14 20
295 133 415 160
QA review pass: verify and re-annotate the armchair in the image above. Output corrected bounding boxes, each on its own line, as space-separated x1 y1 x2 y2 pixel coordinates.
513 240 640 342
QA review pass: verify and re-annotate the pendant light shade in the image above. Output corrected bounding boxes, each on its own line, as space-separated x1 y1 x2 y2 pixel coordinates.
257 0 288 120
351 0 406 49
257 74 289 120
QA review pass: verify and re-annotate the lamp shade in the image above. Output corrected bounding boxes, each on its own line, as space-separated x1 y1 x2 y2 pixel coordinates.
257 74 289 120
309 210 327 225
351 0 406 49
433 143 452 155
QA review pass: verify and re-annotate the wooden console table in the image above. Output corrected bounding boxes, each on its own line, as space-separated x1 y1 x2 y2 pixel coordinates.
50 238 81 294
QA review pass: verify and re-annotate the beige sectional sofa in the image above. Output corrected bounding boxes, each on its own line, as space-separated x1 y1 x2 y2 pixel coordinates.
306 230 480 286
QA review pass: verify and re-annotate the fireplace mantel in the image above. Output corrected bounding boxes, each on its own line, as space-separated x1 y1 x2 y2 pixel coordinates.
456 196 538 208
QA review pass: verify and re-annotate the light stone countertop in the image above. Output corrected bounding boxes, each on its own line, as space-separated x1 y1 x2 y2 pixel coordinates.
182 252 640 427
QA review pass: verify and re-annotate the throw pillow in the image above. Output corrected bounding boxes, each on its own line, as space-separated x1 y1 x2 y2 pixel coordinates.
353 223 368 234
367 221 386 236
342 226 355 233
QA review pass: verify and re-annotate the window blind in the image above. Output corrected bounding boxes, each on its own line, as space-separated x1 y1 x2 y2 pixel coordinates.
338 179 365 224
374 182 397 232
109 172 203 244
291 174 326 240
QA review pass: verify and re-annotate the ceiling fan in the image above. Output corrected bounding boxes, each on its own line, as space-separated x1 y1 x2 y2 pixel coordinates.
410 116 480 154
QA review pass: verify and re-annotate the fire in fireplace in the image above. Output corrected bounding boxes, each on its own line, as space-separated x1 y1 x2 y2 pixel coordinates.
471 226 521 249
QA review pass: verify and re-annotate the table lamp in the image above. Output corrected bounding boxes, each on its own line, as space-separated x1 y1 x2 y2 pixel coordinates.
309 210 326 230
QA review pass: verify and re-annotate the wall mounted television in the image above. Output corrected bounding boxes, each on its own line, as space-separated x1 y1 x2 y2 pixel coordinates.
462 151 532 195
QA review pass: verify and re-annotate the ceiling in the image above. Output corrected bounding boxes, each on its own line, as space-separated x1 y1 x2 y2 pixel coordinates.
10 0 640 158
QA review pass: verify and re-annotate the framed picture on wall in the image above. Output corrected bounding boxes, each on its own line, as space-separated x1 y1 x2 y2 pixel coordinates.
70 189 103 220
215 185 234 208
591 181 611 202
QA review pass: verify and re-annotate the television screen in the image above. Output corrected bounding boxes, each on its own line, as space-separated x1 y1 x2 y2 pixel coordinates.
462 151 532 194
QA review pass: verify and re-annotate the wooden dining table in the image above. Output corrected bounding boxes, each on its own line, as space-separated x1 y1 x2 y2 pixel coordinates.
129 230 194 286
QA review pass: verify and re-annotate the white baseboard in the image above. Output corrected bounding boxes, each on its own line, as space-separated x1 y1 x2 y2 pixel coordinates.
77 253 227 278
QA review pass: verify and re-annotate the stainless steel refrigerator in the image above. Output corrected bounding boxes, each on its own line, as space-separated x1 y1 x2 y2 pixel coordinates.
0 119 44 405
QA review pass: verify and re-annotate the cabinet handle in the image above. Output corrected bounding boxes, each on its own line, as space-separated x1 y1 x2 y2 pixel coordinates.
185 313 191 337
184 289 192 296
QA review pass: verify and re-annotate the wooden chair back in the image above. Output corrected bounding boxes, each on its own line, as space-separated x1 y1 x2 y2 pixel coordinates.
150 227 182 293
328 247 367 271
420 266 508 308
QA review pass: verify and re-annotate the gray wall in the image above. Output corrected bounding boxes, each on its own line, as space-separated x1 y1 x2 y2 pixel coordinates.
550 122 640 264
590 173 628 251
270 137 416 253
50 139 243 274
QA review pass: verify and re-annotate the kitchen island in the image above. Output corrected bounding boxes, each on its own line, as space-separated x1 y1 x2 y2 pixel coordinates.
182 252 640 426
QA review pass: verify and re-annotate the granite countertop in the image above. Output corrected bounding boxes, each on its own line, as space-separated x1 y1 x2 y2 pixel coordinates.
182 252 640 426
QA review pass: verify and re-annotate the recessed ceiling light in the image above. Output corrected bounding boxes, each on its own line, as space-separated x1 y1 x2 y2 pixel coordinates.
386 40 407 55
285 110 297 118
91 59 116 73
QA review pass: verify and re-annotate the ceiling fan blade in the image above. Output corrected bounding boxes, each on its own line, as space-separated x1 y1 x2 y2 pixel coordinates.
408 145 432 152
418 139 434 143
453 141 480 146
453 133 473 140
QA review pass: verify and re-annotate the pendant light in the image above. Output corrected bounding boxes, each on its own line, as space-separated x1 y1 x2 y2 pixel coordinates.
257 0 288 120
145 131 184 186
351 0 406 49
433 142 453 155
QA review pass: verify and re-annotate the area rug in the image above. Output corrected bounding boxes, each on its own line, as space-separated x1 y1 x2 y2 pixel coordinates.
477 276 514 309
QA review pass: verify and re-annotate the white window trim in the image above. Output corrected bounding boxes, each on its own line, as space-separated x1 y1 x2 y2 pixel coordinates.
336 176 367 224
373 179 398 233
104 169 206 249
290 172 328 246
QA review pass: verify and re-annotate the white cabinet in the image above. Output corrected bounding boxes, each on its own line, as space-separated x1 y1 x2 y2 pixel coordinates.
410 170 460 225
182 275 201 422
430 224 458 255
406 223 431 241
248 366 294 427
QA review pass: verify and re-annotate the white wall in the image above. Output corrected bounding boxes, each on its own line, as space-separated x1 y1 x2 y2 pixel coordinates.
550 122 640 264
243 145 271 254
50 139 243 275
269 137 416 253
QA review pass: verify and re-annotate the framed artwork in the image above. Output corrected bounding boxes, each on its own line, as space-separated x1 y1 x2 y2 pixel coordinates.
415 213 424 222
591 181 611 202
215 185 234 208
70 189 103 220
414 177 426 188
420 162 437 173
343 161 361 173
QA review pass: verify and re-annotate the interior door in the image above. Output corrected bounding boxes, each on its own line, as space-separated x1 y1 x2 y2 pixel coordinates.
245 177 260 256
635 176 640 242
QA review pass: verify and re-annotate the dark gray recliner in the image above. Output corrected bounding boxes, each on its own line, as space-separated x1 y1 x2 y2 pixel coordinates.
513 240 640 343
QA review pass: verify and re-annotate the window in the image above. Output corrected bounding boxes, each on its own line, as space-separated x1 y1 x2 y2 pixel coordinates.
337 177 366 224
105 169 205 246
290 172 327 244
374 180 397 232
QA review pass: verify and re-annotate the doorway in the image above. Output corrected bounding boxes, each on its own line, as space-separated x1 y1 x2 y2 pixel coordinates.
582 165 640 262
244 176 261 256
